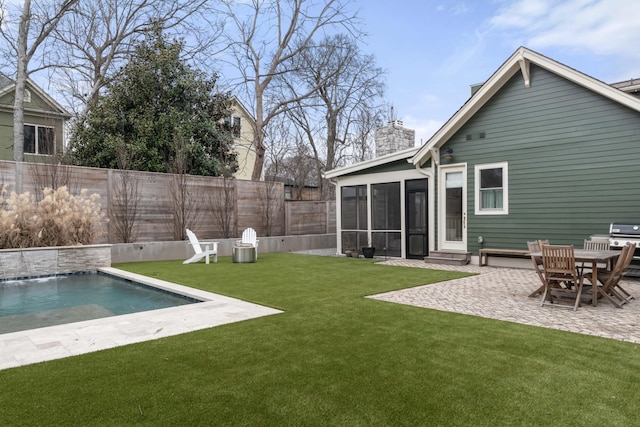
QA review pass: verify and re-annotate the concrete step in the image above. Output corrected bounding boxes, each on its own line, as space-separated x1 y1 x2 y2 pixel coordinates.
424 250 471 266
423 256 469 266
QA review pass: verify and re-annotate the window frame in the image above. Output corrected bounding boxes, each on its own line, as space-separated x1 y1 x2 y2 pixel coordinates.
474 161 509 215
24 123 56 156
225 116 241 138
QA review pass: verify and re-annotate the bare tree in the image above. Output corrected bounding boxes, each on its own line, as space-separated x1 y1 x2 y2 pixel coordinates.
109 144 141 243
165 131 200 241
345 103 385 164
285 34 385 169
28 148 77 202
278 34 384 198
210 176 236 238
45 0 217 114
217 0 359 181
0 0 78 178
210 151 237 239
257 179 283 237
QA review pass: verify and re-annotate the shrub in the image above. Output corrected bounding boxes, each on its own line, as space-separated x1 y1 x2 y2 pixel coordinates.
0 185 105 248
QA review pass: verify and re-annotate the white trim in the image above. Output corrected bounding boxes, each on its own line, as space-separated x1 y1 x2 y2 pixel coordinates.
0 79 71 119
323 146 419 179
410 46 640 166
24 122 55 155
474 162 509 215
438 163 467 251
334 168 432 258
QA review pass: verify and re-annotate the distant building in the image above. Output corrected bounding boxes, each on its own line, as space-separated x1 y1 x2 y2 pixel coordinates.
225 97 259 180
0 73 71 161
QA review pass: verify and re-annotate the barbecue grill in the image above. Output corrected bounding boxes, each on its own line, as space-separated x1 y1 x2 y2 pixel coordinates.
609 222 640 277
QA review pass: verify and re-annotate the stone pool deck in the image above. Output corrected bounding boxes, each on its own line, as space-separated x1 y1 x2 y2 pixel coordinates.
0 268 282 371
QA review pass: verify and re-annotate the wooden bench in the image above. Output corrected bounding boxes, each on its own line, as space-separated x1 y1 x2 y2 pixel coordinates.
479 248 530 266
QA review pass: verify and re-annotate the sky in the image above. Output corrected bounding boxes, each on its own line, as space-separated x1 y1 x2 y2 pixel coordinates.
354 0 640 145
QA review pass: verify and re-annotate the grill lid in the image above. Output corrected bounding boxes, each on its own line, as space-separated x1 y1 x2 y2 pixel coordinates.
610 222 640 236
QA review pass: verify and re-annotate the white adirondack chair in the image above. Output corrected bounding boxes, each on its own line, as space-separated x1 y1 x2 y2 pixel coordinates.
184 229 218 264
236 227 259 259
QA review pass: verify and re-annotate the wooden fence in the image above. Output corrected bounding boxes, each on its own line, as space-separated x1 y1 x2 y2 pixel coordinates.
0 161 335 243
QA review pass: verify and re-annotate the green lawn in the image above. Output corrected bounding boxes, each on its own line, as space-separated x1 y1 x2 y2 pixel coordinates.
2 253 640 426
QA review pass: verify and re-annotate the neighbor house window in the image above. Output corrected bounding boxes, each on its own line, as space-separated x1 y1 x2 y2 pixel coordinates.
224 116 241 138
24 124 55 155
475 162 508 215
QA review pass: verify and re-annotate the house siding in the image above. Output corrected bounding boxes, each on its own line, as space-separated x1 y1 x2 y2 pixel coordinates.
0 83 68 161
441 65 640 253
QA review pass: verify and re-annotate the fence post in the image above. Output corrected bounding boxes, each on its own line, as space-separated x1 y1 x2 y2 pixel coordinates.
325 201 330 234
284 202 291 236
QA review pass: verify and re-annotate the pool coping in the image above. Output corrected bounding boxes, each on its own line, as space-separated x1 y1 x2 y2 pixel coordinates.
0 267 283 371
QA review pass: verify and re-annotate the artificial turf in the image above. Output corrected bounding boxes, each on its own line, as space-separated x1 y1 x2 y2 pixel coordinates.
1 253 639 426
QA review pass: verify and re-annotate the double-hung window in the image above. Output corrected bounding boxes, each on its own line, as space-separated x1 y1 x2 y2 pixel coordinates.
224 116 241 138
475 162 508 215
24 124 55 155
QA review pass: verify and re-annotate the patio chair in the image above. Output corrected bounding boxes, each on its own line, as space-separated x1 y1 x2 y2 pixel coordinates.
236 227 259 259
529 240 570 296
583 244 632 308
614 242 637 302
541 244 584 311
579 239 611 275
527 240 546 297
183 229 218 264
590 243 636 305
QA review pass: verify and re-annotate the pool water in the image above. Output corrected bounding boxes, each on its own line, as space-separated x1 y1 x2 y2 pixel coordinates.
0 273 199 334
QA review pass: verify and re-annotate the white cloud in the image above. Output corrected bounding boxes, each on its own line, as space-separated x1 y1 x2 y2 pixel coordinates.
489 0 640 58
451 3 470 15
402 116 444 145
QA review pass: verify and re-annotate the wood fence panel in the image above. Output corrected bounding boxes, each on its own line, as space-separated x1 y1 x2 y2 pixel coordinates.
285 201 336 235
0 160 332 243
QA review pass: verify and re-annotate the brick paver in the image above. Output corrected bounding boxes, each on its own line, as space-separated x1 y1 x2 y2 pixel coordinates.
371 259 640 344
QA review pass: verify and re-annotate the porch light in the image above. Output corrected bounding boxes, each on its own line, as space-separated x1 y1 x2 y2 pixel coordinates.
442 148 454 162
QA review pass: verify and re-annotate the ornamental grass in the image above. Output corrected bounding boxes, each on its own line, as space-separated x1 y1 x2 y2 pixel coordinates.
0 185 105 248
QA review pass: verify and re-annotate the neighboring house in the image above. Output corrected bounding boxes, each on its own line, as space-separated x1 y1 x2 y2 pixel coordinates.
265 175 321 201
324 47 640 261
0 73 71 161
226 97 259 180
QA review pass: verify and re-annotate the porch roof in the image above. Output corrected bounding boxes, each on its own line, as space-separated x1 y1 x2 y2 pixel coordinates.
323 146 418 179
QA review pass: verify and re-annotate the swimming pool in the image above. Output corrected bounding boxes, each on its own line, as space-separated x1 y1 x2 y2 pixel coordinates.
0 272 201 334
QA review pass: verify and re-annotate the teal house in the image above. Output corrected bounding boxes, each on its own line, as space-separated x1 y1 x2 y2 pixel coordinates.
324 47 640 263
0 74 71 161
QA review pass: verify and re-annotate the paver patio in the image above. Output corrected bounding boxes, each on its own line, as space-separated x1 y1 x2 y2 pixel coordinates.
373 259 640 344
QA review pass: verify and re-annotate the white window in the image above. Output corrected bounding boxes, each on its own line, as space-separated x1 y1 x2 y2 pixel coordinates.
475 162 508 215
224 116 241 138
24 124 55 155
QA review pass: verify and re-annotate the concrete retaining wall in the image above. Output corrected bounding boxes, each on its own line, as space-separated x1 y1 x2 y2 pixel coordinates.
111 233 337 264
0 244 112 279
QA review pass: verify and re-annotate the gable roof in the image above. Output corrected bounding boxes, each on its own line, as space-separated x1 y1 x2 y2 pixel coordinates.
410 46 640 166
0 74 71 119
230 96 255 121
0 73 12 91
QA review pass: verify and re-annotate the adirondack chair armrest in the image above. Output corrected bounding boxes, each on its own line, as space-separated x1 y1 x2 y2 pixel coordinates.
200 241 218 251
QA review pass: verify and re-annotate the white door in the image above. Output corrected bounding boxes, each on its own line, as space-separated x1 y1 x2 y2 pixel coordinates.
439 165 467 251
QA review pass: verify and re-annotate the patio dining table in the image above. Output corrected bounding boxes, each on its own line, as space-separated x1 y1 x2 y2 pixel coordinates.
532 249 621 307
